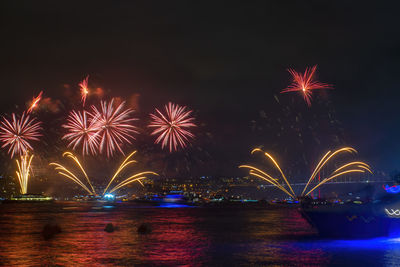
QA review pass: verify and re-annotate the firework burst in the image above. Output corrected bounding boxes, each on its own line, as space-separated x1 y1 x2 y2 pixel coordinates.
91 99 138 157
27 91 43 113
149 102 196 152
62 110 100 155
281 65 331 106
0 113 42 157
79 76 89 106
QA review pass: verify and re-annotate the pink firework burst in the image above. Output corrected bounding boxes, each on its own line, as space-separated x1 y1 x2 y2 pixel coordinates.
0 113 42 157
62 110 100 155
149 102 196 152
91 99 138 157
79 76 89 106
281 65 332 106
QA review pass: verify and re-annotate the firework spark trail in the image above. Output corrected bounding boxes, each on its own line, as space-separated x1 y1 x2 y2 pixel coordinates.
103 150 137 194
149 102 196 152
51 151 158 196
281 65 332 106
63 152 96 195
91 99 138 157
305 169 369 196
240 149 295 198
103 150 158 195
79 76 89 106
15 152 34 194
301 147 357 196
50 153 95 195
62 110 100 155
50 162 94 195
0 113 42 158
109 174 154 194
254 149 295 196
240 147 371 199
105 169 157 195
27 91 43 113
333 161 371 174
108 166 159 194
242 165 295 198
304 160 372 196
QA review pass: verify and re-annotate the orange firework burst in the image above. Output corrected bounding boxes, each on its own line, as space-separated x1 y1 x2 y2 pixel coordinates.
281 65 332 106
27 91 43 113
79 75 89 106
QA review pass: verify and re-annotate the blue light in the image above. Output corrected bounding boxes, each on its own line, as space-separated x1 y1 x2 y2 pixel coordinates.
165 194 183 199
104 193 115 199
384 185 400 194
158 203 193 208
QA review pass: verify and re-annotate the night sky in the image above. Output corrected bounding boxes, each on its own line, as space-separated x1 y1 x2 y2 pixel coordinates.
1 1 400 180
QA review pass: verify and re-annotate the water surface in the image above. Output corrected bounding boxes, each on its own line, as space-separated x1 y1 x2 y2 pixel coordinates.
0 202 398 266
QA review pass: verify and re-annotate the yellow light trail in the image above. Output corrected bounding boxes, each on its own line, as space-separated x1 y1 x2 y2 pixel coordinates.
250 148 295 196
63 152 96 195
333 161 372 174
239 165 278 181
301 150 331 196
301 147 357 196
240 147 372 200
305 169 367 196
49 162 94 195
50 150 158 196
263 152 295 196
103 150 137 195
109 177 147 193
108 170 159 194
238 165 293 198
248 169 295 198
16 152 34 194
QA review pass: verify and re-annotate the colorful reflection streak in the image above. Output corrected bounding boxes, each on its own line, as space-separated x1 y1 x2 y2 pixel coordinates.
140 208 210 265
0 204 211 266
0 204 398 265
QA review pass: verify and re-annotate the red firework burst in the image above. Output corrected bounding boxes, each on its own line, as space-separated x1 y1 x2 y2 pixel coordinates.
27 91 43 113
281 65 332 106
148 102 196 152
0 113 42 157
62 110 100 155
79 76 89 106
91 99 138 157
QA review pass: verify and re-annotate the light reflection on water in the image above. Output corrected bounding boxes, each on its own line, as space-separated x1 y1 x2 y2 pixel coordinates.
0 203 398 266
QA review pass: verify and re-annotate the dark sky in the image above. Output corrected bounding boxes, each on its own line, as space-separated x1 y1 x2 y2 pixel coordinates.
1 1 400 179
